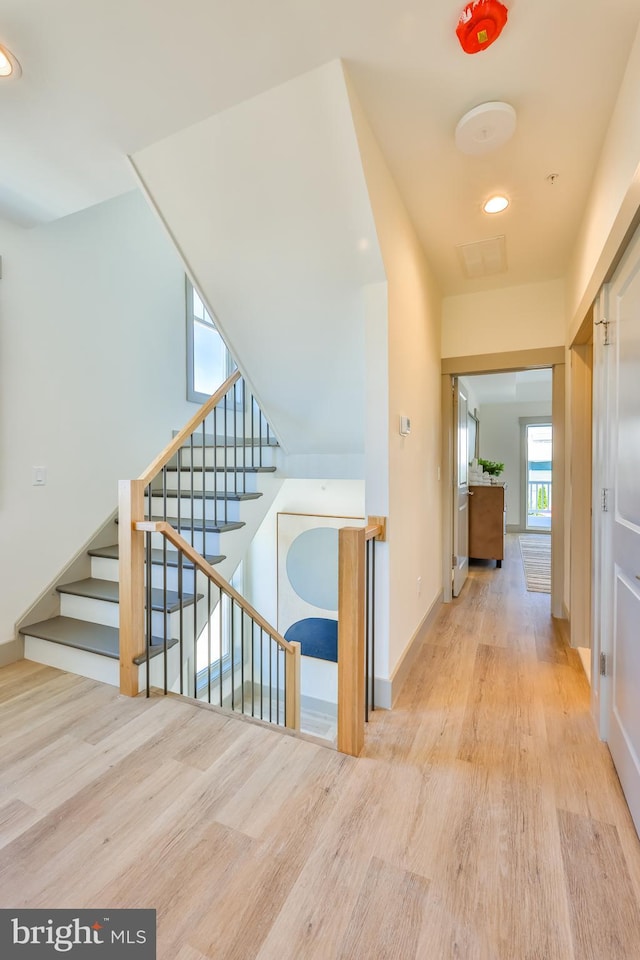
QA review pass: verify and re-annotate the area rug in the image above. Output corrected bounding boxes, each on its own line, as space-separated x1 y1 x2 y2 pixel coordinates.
519 535 551 594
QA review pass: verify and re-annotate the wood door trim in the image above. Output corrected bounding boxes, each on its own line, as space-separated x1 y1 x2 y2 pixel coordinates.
442 347 564 375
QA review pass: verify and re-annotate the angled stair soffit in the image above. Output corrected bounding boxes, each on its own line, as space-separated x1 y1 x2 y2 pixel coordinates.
131 60 385 457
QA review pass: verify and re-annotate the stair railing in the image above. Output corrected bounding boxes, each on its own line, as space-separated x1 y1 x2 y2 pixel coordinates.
337 517 386 756
135 520 300 730
118 371 298 730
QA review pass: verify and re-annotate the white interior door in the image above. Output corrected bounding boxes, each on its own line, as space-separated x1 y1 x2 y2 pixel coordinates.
606 226 640 834
452 378 469 597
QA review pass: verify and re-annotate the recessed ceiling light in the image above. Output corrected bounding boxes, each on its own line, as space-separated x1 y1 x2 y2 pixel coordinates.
483 195 509 214
0 44 21 79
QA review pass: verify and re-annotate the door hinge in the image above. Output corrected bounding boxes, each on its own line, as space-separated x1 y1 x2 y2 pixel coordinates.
595 317 611 346
452 554 457 569
601 488 609 512
600 652 608 677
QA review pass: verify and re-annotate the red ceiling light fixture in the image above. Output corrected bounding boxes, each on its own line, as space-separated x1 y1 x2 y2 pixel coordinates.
456 0 509 55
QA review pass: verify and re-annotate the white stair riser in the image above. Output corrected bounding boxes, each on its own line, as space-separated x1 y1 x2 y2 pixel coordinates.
91 556 119 582
156 471 261 494
60 593 119 628
92 556 218 594
149 528 224 556
150 603 196 639
150 565 214 595
177 446 276 469
147 495 243 524
59 592 199 639
24 632 237 694
25 636 180 693
24 637 119 686
140 562 196 594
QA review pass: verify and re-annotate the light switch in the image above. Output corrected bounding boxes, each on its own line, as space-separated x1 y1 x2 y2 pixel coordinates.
399 416 411 437
32 466 47 486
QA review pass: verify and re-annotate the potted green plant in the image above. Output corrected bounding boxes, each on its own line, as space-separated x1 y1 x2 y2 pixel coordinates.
478 458 504 477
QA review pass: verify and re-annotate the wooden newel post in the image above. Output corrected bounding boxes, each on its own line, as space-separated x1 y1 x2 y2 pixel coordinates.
285 640 301 731
337 526 366 756
118 479 146 696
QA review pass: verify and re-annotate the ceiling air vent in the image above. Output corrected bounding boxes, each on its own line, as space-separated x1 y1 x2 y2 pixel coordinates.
456 235 507 278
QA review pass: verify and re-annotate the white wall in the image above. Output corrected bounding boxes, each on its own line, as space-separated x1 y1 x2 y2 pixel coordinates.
563 25 640 616
567 22 640 339
442 279 565 358
133 58 443 690
0 190 194 647
346 70 443 683
243 479 365 704
460 377 481 420
132 60 385 459
476 402 552 528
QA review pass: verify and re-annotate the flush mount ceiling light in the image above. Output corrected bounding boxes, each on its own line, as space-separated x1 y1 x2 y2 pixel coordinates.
455 101 516 155
483 195 509 214
0 44 21 79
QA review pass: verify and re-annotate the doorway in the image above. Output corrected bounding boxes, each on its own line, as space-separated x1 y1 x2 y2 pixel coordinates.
441 347 566 616
452 378 470 597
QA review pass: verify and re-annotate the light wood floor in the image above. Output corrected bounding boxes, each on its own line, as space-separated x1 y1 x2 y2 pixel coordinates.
2 536 640 959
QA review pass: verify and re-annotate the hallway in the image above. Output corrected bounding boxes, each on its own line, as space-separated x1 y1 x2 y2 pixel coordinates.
1 536 640 958
365 533 640 956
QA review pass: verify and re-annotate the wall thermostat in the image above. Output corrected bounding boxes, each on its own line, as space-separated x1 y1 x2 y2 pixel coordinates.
399 416 411 437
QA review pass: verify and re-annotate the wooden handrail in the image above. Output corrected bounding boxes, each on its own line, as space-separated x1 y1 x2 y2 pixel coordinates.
139 370 242 485
135 520 294 654
365 516 387 542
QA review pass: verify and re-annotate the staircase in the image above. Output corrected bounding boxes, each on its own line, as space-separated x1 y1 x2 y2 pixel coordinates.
20 375 282 696
18 368 380 751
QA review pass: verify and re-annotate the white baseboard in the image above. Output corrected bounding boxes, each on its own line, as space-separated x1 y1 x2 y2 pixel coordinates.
300 693 337 716
0 637 24 666
375 591 443 710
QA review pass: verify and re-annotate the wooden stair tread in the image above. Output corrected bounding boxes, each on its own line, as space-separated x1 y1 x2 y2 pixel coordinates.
55 578 201 612
19 616 177 662
89 544 226 567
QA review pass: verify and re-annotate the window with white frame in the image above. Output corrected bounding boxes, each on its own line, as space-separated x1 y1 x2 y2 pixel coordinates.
186 277 234 403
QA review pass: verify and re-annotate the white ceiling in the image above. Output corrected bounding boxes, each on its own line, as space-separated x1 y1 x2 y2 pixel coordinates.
1 0 639 295
467 368 553 405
